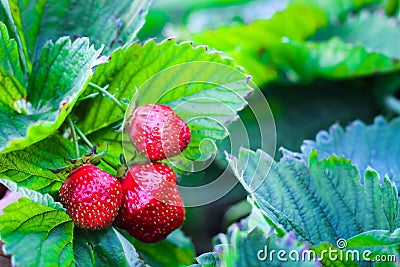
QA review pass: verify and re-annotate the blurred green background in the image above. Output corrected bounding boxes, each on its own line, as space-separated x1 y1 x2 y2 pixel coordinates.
136 0 400 254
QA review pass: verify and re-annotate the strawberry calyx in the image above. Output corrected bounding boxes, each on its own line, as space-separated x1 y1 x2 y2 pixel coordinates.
49 146 106 174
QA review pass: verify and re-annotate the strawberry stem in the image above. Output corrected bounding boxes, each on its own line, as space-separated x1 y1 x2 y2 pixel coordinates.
88 82 126 112
76 92 100 103
72 121 119 171
74 123 94 148
67 116 80 159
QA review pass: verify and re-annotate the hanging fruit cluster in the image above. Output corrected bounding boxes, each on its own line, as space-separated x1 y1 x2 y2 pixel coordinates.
58 104 191 243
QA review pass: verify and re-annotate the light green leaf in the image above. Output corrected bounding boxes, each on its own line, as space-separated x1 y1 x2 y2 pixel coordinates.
192 1 392 85
293 0 384 21
345 229 400 265
227 148 400 245
0 37 101 154
301 116 400 189
270 37 400 82
74 227 144 267
0 197 74 267
0 134 78 195
0 22 26 112
193 3 327 85
0 178 63 209
313 11 400 59
126 229 196 267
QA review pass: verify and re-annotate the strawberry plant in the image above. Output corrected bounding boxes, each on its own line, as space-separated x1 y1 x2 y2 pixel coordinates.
1 0 400 266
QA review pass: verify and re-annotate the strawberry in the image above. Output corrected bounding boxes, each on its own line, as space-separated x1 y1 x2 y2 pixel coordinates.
59 164 123 230
115 163 185 243
128 104 191 161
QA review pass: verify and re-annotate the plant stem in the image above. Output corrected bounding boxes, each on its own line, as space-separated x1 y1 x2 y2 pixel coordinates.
74 123 94 148
88 82 126 112
68 117 80 159
77 92 100 103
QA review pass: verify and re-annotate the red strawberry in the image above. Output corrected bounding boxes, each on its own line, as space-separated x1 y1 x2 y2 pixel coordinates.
59 164 123 230
128 104 191 161
115 163 185 243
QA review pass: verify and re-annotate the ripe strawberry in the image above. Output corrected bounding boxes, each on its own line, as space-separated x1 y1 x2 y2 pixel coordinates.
115 163 185 243
128 104 191 161
59 164 123 230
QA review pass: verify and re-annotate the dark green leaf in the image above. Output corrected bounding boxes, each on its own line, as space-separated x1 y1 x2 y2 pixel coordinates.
74 227 144 267
0 197 74 267
194 252 218 267
128 229 196 267
0 134 77 195
0 37 101 154
227 148 400 245
5 0 152 64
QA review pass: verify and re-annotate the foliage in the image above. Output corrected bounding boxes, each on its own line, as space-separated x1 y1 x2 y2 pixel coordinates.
1 0 400 266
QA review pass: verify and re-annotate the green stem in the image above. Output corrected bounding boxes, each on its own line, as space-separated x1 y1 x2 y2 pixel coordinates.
74 123 94 148
68 117 80 159
72 120 118 170
88 82 126 112
77 92 100 103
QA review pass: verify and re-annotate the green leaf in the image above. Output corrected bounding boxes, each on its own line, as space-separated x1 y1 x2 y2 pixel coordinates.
4 0 152 65
301 116 400 189
74 227 144 267
313 11 400 59
194 208 318 266
0 197 74 267
126 229 196 267
270 37 400 82
345 229 400 265
0 22 26 112
0 37 101 154
192 1 392 85
77 39 252 165
192 3 327 85
0 22 25 87
293 0 384 21
193 252 218 267
0 0 30 75
7 0 45 69
0 178 63 209
0 134 77 195
227 148 400 245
